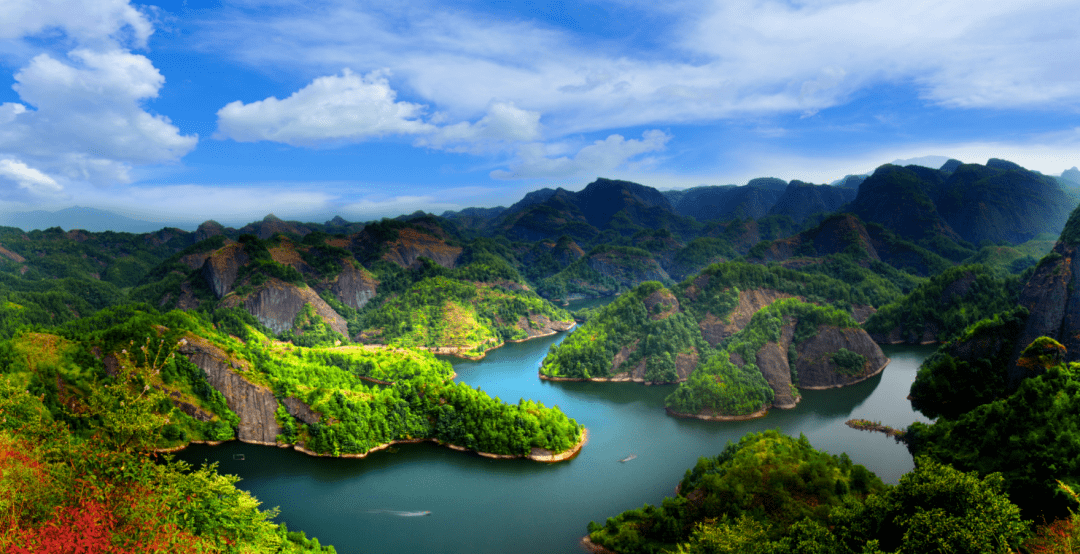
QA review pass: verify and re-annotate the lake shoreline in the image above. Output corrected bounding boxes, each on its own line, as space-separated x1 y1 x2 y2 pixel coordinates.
665 405 770 421
164 427 589 464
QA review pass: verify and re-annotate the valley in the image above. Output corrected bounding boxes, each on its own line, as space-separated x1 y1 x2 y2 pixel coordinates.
3 157 1080 553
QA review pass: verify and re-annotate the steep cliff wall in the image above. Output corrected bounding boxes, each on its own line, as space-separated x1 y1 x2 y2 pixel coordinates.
1012 243 1080 385
755 323 798 408
585 249 670 286
177 336 281 445
381 227 462 268
327 262 377 310
201 243 249 298
698 289 799 346
795 326 889 389
233 278 349 336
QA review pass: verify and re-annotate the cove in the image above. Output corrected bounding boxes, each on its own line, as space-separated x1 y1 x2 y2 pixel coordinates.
176 334 934 554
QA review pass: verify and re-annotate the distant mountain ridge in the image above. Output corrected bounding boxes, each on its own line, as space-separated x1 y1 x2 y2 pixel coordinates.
0 206 181 233
850 159 1073 250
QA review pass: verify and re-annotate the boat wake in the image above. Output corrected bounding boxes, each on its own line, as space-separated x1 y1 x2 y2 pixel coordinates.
366 509 431 517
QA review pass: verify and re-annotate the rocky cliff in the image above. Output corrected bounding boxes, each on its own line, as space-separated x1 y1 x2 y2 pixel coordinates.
795 326 889 389
229 278 349 336
177 335 281 445
697 288 799 346
585 247 671 287
729 320 888 408
326 262 377 310
201 242 250 298
379 227 462 269
1012 242 1080 385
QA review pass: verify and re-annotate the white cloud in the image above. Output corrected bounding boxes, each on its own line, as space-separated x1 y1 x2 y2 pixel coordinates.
0 49 197 186
0 159 65 200
0 0 153 48
419 102 541 152
491 130 671 180
339 195 460 220
194 0 1080 136
215 69 434 146
0 1 195 191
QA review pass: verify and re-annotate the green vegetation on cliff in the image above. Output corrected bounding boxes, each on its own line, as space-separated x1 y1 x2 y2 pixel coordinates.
907 307 1028 420
540 281 707 382
665 298 859 417
908 337 1080 519
363 275 572 355
864 265 1023 344
0 340 334 553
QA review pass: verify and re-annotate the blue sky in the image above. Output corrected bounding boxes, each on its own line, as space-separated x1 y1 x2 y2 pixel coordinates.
1 0 1078 228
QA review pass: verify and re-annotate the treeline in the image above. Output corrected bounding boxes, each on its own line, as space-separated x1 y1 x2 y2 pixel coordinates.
586 430 1030 554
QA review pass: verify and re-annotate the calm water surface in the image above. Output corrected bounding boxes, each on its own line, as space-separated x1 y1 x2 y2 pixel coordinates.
177 336 934 554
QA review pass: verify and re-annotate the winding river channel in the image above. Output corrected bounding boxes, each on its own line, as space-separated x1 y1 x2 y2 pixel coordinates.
176 331 934 554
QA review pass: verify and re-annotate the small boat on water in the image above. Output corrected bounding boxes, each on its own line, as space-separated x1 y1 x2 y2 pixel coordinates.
619 454 636 463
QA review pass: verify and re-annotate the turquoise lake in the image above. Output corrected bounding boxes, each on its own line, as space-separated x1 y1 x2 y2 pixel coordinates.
177 334 935 554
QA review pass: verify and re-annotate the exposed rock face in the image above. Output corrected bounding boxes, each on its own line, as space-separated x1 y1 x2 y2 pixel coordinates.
283 397 321 425
201 243 249 298
698 289 799 346
796 326 890 389
0 243 26 263
642 288 680 320
1012 242 1080 385
328 262 377 310
235 278 349 336
514 314 576 340
174 399 213 422
755 323 798 408
178 336 281 445
380 227 462 268
728 321 888 404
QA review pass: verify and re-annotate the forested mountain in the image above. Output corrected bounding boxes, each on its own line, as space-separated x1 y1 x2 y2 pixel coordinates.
5 156 1080 552
850 159 1074 258
766 180 858 224
663 178 787 221
540 264 889 419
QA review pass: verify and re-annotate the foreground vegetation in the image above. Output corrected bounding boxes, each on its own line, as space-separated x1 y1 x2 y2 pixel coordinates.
587 430 1028 554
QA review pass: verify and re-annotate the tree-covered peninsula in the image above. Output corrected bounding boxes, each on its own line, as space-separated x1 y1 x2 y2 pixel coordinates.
540 264 889 419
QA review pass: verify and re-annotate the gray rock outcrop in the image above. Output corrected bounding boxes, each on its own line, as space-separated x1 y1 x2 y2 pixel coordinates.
178 336 281 445
235 278 349 336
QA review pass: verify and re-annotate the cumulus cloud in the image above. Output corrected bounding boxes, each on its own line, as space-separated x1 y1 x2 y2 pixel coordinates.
215 69 434 146
0 49 197 186
491 130 671 180
419 102 541 152
0 1 195 192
